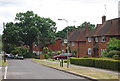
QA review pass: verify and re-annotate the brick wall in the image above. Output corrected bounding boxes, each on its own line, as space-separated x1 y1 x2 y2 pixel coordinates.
47 39 62 51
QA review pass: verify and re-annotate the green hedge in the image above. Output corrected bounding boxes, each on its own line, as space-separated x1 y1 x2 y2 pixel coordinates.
70 57 120 71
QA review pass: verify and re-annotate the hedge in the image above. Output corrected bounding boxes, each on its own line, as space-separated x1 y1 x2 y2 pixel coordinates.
70 57 120 72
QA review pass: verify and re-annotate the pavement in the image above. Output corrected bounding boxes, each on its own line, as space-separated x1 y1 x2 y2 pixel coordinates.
33 59 120 80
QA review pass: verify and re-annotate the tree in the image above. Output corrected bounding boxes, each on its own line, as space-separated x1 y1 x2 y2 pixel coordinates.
2 11 56 55
77 21 95 30
107 38 120 51
37 17 57 46
15 11 39 53
55 21 95 39
2 22 22 46
102 38 120 58
55 26 76 39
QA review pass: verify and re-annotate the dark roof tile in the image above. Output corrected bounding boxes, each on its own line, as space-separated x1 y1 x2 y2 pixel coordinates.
68 28 87 42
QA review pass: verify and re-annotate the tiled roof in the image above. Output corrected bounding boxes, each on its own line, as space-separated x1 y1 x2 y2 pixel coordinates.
87 18 120 37
68 28 87 42
97 18 120 36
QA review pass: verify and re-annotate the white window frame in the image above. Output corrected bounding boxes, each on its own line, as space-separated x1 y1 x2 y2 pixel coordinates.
88 37 91 42
101 36 106 42
62 42 64 46
72 42 75 46
88 48 92 55
95 37 98 42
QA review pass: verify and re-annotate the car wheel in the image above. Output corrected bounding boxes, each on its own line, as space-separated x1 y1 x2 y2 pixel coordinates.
56 57 59 60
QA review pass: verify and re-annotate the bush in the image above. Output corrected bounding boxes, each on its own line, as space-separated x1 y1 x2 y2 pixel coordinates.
24 52 34 58
70 57 120 71
34 55 40 59
112 55 120 60
101 50 109 57
107 50 120 58
82 56 89 58
44 54 49 59
72 50 77 56
70 57 95 67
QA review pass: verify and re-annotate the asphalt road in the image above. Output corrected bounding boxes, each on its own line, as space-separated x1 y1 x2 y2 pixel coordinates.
6 59 90 80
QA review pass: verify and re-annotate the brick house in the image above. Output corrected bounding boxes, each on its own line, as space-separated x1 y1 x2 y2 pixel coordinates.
47 38 62 51
60 25 89 58
86 16 120 57
32 43 43 55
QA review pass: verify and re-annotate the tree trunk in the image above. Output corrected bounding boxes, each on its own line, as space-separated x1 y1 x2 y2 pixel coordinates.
29 43 33 54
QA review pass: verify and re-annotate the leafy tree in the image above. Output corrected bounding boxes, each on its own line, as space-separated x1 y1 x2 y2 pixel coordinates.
55 21 95 39
102 38 120 58
15 11 39 53
2 11 56 55
2 22 22 46
55 26 76 39
77 21 95 30
107 38 120 51
37 17 57 46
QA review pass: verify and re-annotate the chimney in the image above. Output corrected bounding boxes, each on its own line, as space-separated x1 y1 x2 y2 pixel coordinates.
102 15 106 24
85 23 89 35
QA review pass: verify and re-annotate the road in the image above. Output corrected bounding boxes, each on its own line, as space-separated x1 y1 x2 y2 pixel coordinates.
6 59 90 80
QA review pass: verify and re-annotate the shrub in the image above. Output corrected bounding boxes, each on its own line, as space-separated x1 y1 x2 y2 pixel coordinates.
70 57 120 71
24 52 34 58
112 55 120 60
107 50 120 58
44 54 49 59
34 55 40 59
101 50 109 57
72 50 77 56
57 51 61 54
82 56 89 58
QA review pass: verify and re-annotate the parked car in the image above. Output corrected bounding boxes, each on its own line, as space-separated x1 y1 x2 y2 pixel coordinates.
54 53 73 60
15 54 24 60
9 54 14 59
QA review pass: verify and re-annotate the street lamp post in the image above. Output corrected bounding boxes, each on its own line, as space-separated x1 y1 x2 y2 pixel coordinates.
58 18 69 68
3 22 6 62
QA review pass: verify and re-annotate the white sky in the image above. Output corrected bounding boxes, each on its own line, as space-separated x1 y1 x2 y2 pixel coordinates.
0 0 119 34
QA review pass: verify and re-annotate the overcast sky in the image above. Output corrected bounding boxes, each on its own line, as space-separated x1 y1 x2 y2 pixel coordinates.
0 0 119 34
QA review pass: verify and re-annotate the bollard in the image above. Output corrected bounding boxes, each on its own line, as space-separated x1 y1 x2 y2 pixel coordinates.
61 59 63 67
60 59 61 67
67 57 69 68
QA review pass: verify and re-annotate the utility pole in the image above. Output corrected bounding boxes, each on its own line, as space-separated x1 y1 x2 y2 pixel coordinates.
3 22 6 62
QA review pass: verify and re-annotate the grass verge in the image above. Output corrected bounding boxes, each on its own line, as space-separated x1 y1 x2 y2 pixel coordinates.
0 60 8 67
45 63 119 79
31 59 119 80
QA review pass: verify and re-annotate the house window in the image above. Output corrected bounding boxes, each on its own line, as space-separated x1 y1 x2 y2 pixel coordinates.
72 42 75 46
62 42 64 46
101 49 106 55
88 37 91 42
88 48 92 55
68 42 70 46
101 36 106 42
95 37 98 42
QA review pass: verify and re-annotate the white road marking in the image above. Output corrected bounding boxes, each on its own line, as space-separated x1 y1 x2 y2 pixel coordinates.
0 67 2 69
4 66 8 79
